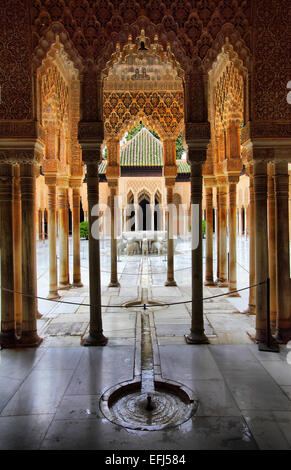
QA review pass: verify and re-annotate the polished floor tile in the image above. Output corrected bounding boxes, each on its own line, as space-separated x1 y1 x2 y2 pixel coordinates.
65 346 134 395
1 369 74 416
0 414 53 450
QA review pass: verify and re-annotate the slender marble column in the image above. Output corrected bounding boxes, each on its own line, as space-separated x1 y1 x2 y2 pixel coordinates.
151 204 155 231
204 186 214 286
216 190 220 281
58 187 70 289
267 164 277 326
246 164 256 314
228 178 239 296
254 160 268 342
217 181 228 286
274 160 291 342
81 160 107 346
165 182 177 286
47 184 59 299
0 164 17 347
72 187 83 287
186 159 208 344
13 165 22 331
18 163 42 347
108 181 120 287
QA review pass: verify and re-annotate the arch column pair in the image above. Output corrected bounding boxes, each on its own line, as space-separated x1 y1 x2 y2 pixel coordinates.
0 155 42 348
252 149 291 343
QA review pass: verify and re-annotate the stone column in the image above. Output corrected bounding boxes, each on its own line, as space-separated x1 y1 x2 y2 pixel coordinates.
204 186 214 286
81 158 107 346
58 186 70 289
165 181 177 286
13 165 22 331
186 156 208 344
253 159 268 342
0 163 17 347
72 186 83 287
217 179 228 286
216 189 220 281
246 164 256 314
134 203 139 231
151 204 155 231
18 163 42 347
267 164 277 326
228 177 239 296
108 180 120 287
47 182 59 299
274 159 291 342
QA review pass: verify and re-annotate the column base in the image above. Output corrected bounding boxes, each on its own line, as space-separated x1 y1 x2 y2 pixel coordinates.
228 289 240 297
17 331 43 348
165 280 177 287
0 331 18 348
185 330 209 345
216 279 229 287
108 281 120 288
275 327 291 344
47 291 60 300
37 311 43 319
81 332 108 347
58 283 71 290
204 279 215 286
245 304 256 315
72 281 83 288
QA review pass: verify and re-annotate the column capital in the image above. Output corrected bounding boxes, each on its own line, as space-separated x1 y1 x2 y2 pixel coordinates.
0 145 42 165
82 148 102 164
57 176 69 188
227 175 240 185
203 176 216 187
78 122 104 147
216 176 228 187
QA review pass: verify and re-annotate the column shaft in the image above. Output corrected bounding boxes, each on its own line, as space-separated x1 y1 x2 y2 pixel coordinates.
274 161 291 342
108 183 120 287
216 190 220 281
72 187 83 287
58 187 70 288
0 164 17 347
254 160 268 342
248 168 256 314
81 161 107 346
218 184 228 286
228 181 239 295
13 165 22 330
165 184 177 286
19 163 42 346
47 185 59 299
204 187 214 285
186 160 208 344
267 166 277 325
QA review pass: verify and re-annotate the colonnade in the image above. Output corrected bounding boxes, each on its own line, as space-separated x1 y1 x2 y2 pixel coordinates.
45 178 83 300
203 153 291 343
0 161 41 347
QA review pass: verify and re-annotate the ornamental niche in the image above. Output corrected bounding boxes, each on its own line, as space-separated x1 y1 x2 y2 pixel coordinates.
103 31 184 140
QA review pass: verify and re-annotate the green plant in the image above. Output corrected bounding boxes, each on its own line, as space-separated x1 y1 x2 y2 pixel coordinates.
202 220 206 238
80 221 89 239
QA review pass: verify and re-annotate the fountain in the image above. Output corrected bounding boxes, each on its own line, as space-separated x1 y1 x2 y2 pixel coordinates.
100 254 198 431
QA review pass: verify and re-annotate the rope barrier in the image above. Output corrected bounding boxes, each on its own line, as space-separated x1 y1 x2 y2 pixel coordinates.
1 280 266 310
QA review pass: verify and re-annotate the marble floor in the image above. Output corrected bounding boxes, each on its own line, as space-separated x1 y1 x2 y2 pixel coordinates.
1 236 291 450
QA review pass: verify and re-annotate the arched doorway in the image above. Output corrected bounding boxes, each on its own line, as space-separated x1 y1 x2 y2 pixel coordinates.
138 192 150 231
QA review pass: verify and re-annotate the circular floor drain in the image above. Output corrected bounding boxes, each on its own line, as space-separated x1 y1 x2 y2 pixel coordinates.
100 380 198 431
